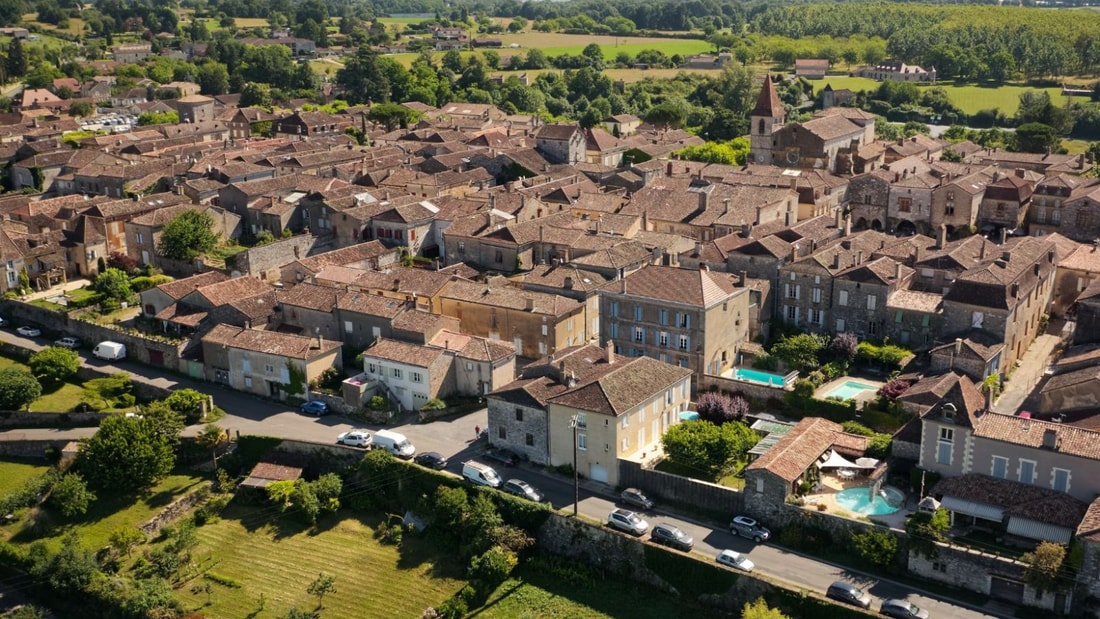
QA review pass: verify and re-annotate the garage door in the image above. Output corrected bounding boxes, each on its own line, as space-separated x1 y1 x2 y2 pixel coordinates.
589 464 609 484
990 576 1025 604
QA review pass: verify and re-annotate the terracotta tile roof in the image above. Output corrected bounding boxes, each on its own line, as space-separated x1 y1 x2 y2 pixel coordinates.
1042 365 1100 392
520 264 611 293
747 417 864 482
336 291 405 317
1058 244 1100 273
443 279 582 316
603 265 742 307
362 337 448 368
456 335 515 362
900 372 967 409
392 309 454 335
202 323 340 359
929 330 1004 361
548 356 692 416
196 276 272 307
799 115 863 141
278 282 341 313
537 124 581 141
225 291 278 321
293 241 394 273
887 289 943 313
570 240 654 271
153 271 229 300
1077 497 1100 541
973 413 1100 459
349 266 456 298
935 473 1087 529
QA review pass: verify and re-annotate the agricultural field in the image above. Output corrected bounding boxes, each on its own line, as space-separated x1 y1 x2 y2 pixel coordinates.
809 76 1072 116
0 355 99 413
21 13 85 36
175 505 465 617
0 459 49 497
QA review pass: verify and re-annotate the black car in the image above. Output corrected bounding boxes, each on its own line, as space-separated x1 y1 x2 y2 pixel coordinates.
650 523 694 551
484 447 520 467
501 479 547 503
413 451 448 470
826 581 872 609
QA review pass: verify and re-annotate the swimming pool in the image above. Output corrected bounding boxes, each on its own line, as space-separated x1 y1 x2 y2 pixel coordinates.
679 411 700 421
732 368 786 387
824 380 878 400
835 486 905 516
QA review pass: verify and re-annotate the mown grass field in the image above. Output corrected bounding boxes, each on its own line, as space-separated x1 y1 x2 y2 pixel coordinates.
811 76 1072 116
0 459 49 497
175 505 465 618
22 14 85 36
0 355 90 412
476 562 684 618
2 472 208 552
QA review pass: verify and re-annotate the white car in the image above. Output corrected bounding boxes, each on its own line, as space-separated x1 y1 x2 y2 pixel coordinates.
607 509 649 536
16 326 41 337
336 430 372 448
716 549 755 572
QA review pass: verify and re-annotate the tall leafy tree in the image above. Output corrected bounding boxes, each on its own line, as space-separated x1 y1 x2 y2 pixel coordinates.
6 38 27 79
158 210 218 260
0 368 40 410
28 346 81 389
76 415 176 490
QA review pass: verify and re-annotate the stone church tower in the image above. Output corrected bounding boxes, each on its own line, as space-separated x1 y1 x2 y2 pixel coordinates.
749 75 785 165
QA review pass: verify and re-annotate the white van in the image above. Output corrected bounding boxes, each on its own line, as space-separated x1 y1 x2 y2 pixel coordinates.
372 429 415 459
92 341 127 361
462 461 502 488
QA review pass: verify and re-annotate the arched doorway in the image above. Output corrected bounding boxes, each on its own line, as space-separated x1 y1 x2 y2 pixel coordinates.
871 219 883 231
855 217 868 230
896 220 917 236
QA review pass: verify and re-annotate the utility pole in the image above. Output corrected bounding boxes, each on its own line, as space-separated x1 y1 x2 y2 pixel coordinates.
569 414 579 516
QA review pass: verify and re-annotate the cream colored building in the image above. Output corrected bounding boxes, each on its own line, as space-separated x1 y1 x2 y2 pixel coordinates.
200 324 341 400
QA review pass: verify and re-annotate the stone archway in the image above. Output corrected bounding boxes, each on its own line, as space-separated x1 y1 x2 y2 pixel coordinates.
871 219 883 231
896 220 917 236
855 217 868 230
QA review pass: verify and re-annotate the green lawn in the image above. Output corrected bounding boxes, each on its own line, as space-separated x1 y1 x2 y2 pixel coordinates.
5 472 208 552
0 459 50 497
813 76 1072 116
476 561 684 618
175 506 465 618
0 355 134 413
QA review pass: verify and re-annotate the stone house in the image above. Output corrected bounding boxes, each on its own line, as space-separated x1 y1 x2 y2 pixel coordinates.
272 112 353 140
602 114 641 137
929 168 991 237
598 265 752 382
124 203 240 267
847 168 895 232
829 255 921 343
227 107 280 140
1075 281 1100 345
977 171 1035 234
174 95 215 124
1051 241 1099 318
438 279 588 360
333 291 407 350
276 282 342 342
856 60 937 82
200 324 341 400
545 355 692 486
370 200 438 256
428 330 516 397
535 124 586 165
744 417 869 516
140 271 229 318
112 43 152 63
1054 179 1100 243
886 163 938 235
941 236 1056 373
316 265 456 315
154 275 274 334
360 338 456 412
795 59 829 79
928 331 1005 383
1039 365 1100 415
278 240 398 286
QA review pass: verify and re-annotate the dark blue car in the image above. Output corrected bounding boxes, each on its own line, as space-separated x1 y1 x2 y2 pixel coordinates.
300 400 330 416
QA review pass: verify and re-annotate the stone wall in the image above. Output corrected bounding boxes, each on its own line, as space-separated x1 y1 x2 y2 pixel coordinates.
139 485 211 537
1 300 187 372
0 439 66 459
0 411 108 428
908 543 1067 613
698 373 789 403
0 339 171 403
618 458 744 517
236 235 326 280
268 438 366 474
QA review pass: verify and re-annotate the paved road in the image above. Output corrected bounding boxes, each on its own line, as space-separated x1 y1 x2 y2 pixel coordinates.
0 328 1003 618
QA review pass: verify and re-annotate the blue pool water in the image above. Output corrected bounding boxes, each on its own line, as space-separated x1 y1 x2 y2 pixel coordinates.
679 411 700 421
835 486 905 515
733 368 786 387
825 380 877 400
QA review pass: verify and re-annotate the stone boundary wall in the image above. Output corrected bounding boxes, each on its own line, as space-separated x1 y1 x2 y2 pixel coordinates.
0 439 66 459
699 373 789 403
0 300 187 372
908 542 1065 613
0 341 172 402
618 458 744 516
236 235 326 280
0 411 109 428
139 485 212 537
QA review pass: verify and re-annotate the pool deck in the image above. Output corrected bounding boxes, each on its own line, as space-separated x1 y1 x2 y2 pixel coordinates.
815 376 884 405
804 472 910 529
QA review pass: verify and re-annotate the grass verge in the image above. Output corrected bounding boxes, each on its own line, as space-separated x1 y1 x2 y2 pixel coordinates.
0 459 50 497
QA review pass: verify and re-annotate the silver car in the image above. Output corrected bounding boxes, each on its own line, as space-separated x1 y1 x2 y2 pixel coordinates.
607 509 649 536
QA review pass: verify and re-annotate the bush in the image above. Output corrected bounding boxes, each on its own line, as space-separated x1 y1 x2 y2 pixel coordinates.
0 368 42 411
130 274 173 292
852 528 899 569
866 434 893 459
369 395 389 411
696 391 749 424
164 388 207 424
830 332 859 362
47 473 96 518
877 378 911 401
91 268 132 303
751 353 777 371
422 398 447 411
856 341 912 368
28 347 80 389
840 421 875 437
771 333 828 371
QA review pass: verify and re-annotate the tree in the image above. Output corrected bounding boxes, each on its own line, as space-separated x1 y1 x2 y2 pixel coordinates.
92 268 132 303
28 346 81 389
367 102 421 131
30 531 99 593
742 597 790 619
830 332 858 362
877 378 911 401
197 425 226 471
140 400 185 445
5 606 47 619
107 251 138 273
852 528 899 568
196 62 229 96
164 388 207 424
0 368 41 411
1022 542 1067 592
1014 122 1061 154
108 526 145 557
76 414 176 490
696 392 749 424
48 473 96 517
771 333 827 372
661 420 757 479
906 508 949 558
307 572 336 609
158 210 218 260
6 38 27 79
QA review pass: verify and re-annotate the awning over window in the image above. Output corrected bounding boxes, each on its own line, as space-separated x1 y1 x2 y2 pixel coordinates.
1006 516 1073 544
941 496 1004 522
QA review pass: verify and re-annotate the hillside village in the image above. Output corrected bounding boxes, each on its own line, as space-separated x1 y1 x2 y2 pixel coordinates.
8 45 1100 615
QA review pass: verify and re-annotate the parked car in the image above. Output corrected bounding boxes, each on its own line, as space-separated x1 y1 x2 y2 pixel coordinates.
92 341 126 361
16 326 41 337
715 549 755 572
729 515 770 542
414 451 448 470
880 599 929 619
299 400 329 416
501 479 547 503
373 429 415 459
607 509 648 536
336 430 372 448
620 487 654 510
462 461 502 488
826 581 872 609
650 523 694 551
484 447 520 467
54 336 82 349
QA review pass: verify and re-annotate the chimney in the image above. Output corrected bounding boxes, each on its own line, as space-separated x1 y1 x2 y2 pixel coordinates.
1015 168 1026 179
895 262 902 280
666 161 673 177
525 297 535 311
844 216 852 237
558 360 567 382
1011 282 1019 297
955 337 963 355
722 198 731 215
694 242 703 257
698 187 709 212
1042 428 1058 450
857 250 864 265
789 245 798 262
1000 228 1008 245
980 240 987 260
605 339 615 365
937 224 947 249
834 208 843 229
741 222 751 238
699 263 709 272
832 252 840 269
392 278 400 291
316 333 323 350
564 276 574 290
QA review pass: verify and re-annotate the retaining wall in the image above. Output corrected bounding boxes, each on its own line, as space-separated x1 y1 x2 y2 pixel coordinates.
908 543 1067 613
0 439 66 459
0 411 108 428
699 373 789 403
618 458 744 517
